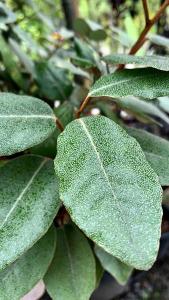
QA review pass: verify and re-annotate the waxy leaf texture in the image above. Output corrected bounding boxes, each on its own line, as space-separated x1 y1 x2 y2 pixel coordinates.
0 93 56 156
0 155 60 270
89 68 169 99
55 116 162 269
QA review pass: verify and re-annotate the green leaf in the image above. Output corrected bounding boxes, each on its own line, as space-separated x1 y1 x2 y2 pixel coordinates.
0 226 56 300
9 38 35 76
74 18 107 41
54 101 74 127
115 96 169 125
35 61 73 102
95 256 104 288
71 56 95 69
149 34 169 48
0 36 26 90
89 68 169 99
29 101 73 157
74 38 96 65
29 128 60 159
55 116 162 270
96 101 122 125
44 225 96 300
0 93 56 156
95 246 133 285
51 57 90 78
0 155 60 270
158 96 169 114
111 26 133 48
126 127 169 186
103 54 169 71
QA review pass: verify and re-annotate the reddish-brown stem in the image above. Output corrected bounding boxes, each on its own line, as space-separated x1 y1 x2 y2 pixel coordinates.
118 0 169 70
56 118 64 131
76 95 90 118
142 0 150 24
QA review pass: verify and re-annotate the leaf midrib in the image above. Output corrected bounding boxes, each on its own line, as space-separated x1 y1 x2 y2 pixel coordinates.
63 229 79 300
0 158 47 230
78 119 134 245
0 115 55 120
89 73 165 96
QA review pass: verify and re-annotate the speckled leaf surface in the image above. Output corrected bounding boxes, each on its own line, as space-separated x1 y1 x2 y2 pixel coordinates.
103 54 169 71
95 246 133 285
0 226 56 300
0 155 60 270
55 116 162 270
0 93 56 156
127 127 169 186
44 225 96 300
88 68 169 99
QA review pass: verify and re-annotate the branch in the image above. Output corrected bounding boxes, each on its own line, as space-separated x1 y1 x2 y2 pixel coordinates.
76 95 90 118
142 0 150 24
118 0 169 70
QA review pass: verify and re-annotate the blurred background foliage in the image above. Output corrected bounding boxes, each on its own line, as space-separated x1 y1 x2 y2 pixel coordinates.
0 0 169 142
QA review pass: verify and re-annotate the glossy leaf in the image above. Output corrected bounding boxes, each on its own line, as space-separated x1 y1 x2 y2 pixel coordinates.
103 54 169 71
55 116 162 270
0 155 60 270
126 127 169 186
89 68 169 99
0 93 56 156
0 226 56 300
44 225 96 300
95 246 133 285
